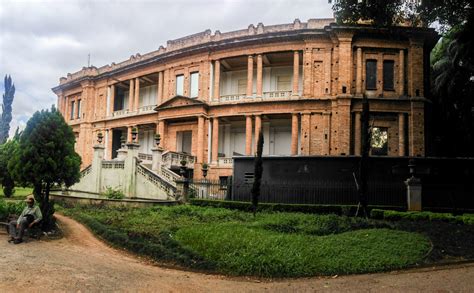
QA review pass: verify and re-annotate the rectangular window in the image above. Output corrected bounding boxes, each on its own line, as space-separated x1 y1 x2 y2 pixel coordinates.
237 79 247 94
176 75 184 96
371 127 388 156
383 60 395 90
77 99 81 119
190 72 199 98
70 100 75 120
366 60 377 90
277 75 291 91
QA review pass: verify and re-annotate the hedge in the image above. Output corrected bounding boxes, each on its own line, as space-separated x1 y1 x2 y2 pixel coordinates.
370 209 474 225
189 199 403 215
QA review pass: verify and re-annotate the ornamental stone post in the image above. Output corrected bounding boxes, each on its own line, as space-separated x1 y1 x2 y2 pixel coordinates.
151 147 163 174
92 144 105 194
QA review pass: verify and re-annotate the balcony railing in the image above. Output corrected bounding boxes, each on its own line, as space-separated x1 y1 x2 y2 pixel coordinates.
162 151 196 169
262 90 292 99
112 109 129 117
219 94 245 102
218 157 233 166
138 152 153 162
138 104 156 113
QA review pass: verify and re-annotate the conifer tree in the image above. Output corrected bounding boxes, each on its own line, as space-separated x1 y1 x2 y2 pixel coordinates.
9 106 81 230
0 75 15 144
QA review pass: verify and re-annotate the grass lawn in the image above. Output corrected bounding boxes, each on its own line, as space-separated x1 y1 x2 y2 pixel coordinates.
59 204 432 277
0 185 33 200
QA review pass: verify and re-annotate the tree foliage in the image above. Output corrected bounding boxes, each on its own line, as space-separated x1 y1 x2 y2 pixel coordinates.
9 106 81 230
431 11 474 156
0 75 15 144
251 131 264 215
0 138 18 197
330 0 471 30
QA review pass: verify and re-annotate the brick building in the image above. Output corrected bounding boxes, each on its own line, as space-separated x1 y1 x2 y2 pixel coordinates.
52 18 438 180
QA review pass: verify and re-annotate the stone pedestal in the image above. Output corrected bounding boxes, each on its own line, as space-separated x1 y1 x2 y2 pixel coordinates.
175 179 189 203
92 145 105 193
405 176 422 211
124 143 140 198
151 147 163 173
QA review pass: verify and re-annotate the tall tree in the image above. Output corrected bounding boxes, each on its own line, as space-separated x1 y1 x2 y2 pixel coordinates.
329 0 471 29
0 75 15 144
0 138 18 197
251 131 264 215
9 106 81 230
431 11 474 156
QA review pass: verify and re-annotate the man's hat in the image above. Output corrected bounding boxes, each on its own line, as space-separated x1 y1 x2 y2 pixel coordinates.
25 195 35 203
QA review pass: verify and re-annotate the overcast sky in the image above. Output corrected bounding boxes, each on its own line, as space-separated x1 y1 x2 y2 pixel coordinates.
0 0 333 137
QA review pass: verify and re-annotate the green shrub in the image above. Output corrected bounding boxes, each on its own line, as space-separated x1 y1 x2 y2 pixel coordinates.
101 187 125 199
0 199 25 220
370 209 384 219
371 209 474 225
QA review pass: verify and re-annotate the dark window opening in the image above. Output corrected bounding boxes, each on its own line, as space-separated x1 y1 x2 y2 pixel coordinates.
114 87 126 111
366 59 377 90
383 60 395 90
70 101 75 120
76 100 82 119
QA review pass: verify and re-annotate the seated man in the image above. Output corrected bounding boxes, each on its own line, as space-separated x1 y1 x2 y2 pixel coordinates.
8 195 43 244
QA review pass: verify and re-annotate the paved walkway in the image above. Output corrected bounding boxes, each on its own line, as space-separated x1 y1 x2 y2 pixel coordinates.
0 214 473 292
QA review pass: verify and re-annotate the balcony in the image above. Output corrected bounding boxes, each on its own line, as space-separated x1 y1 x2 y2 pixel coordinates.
162 150 196 169
262 90 292 99
218 157 233 166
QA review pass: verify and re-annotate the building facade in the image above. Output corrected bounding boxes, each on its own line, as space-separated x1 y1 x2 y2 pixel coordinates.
52 19 438 180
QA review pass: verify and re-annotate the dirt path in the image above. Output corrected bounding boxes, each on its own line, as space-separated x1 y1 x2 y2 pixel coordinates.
1 214 473 292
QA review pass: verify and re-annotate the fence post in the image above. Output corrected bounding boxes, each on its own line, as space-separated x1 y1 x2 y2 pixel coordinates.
226 176 233 201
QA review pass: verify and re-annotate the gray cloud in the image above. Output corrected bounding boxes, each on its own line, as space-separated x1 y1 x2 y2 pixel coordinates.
0 0 333 137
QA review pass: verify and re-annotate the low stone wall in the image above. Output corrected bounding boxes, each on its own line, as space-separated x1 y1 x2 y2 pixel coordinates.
50 191 178 208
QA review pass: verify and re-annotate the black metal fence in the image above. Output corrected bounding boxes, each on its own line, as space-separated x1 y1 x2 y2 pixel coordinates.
231 179 406 206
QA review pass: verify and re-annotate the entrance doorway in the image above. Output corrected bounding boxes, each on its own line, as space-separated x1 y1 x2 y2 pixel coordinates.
176 131 192 154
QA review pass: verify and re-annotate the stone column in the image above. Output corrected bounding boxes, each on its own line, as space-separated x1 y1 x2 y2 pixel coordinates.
356 47 362 95
109 85 115 116
247 55 254 97
157 71 163 105
292 51 299 96
399 50 405 96
291 113 299 155
134 77 140 111
105 129 112 159
127 126 133 143
354 112 361 155
256 54 263 97
301 113 311 155
409 101 425 156
212 117 219 163
254 115 262 152
214 60 220 101
245 115 253 155
158 120 166 149
399 113 406 156
197 116 205 164
128 79 134 111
